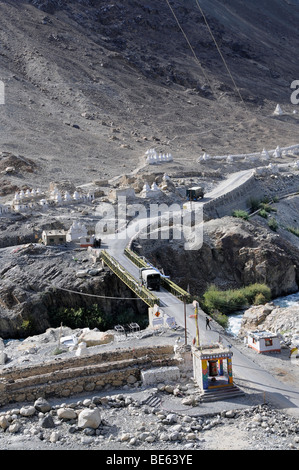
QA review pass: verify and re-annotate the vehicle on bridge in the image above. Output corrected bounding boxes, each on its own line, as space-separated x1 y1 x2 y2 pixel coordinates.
186 186 204 201
140 267 161 291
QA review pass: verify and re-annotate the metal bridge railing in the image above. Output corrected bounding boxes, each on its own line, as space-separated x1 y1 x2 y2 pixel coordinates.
124 248 192 303
100 250 160 308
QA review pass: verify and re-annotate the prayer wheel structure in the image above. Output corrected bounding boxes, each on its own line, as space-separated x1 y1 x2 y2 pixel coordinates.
192 343 234 391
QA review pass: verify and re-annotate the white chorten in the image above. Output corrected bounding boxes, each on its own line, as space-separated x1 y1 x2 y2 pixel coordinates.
73 191 81 201
274 104 283 116
261 148 270 160
141 182 151 197
64 191 72 202
67 221 88 242
273 146 281 158
151 182 160 192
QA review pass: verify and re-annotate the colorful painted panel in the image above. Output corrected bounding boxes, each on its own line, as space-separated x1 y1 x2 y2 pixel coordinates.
201 360 209 389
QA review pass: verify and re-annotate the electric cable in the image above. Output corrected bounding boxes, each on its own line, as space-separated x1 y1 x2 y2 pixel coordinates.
195 0 249 114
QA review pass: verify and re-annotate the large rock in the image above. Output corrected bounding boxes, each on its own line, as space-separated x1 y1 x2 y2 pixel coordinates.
34 397 51 413
78 330 114 347
239 303 299 346
138 216 299 297
77 408 101 429
57 408 77 420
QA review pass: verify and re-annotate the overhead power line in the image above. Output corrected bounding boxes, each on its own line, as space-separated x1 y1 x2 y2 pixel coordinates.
194 0 249 114
165 0 216 97
47 282 148 301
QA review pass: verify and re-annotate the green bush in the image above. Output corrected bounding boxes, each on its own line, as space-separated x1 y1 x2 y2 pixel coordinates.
259 202 277 213
268 217 278 231
202 283 271 315
242 283 271 304
248 197 261 212
232 209 249 220
287 226 299 237
49 304 149 331
253 293 268 306
259 209 268 219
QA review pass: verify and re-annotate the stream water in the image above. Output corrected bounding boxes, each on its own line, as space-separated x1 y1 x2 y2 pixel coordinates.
227 291 299 336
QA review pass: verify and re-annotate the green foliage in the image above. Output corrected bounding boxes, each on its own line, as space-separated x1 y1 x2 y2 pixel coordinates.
19 317 37 337
49 304 106 330
232 209 249 220
287 226 299 237
259 209 268 219
253 293 268 306
241 283 271 304
210 310 229 329
268 217 278 231
259 202 277 213
49 304 148 331
202 283 271 316
248 197 261 212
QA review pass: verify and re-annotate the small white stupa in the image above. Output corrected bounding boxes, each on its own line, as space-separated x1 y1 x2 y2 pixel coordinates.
64 191 72 202
151 182 160 192
261 148 270 160
274 104 283 116
73 191 81 201
140 182 151 198
273 146 281 158
198 152 211 163
67 221 88 242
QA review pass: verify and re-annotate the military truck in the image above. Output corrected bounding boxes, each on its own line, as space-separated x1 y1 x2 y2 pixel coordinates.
186 186 205 201
140 267 161 291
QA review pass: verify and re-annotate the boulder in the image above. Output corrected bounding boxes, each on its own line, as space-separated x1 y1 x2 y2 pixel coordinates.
77 408 101 429
0 416 9 430
78 330 114 347
34 397 52 413
20 406 36 417
57 408 77 420
41 414 56 429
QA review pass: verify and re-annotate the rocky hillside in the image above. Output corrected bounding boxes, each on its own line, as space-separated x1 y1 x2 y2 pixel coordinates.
0 0 299 190
0 243 147 338
137 215 299 298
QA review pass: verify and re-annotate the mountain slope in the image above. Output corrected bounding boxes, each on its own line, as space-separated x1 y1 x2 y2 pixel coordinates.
0 0 299 187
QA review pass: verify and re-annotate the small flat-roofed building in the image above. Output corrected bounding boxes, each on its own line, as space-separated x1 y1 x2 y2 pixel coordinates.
247 330 281 354
42 230 67 246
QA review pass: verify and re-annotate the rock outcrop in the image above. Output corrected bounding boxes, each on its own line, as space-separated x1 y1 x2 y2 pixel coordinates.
137 216 299 297
239 303 299 346
0 244 147 339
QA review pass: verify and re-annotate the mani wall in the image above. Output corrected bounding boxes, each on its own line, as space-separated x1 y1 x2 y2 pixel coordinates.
0 344 177 406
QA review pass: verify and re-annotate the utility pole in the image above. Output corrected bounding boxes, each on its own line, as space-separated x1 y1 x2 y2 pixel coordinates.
183 295 187 345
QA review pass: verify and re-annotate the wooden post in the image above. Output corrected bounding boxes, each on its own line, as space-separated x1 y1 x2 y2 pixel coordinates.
184 296 187 345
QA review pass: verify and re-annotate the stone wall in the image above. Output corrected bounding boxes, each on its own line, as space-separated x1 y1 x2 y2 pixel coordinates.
0 344 177 406
203 174 264 219
203 172 299 220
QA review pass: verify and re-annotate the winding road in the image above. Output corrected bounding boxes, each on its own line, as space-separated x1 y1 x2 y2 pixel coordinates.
103 169 299 417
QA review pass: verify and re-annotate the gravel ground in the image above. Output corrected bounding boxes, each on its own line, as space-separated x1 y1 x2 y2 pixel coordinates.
0 326 299 452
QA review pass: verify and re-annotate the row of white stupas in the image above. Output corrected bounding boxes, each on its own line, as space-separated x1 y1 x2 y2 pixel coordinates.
140 182 161 197
139 174 171 198
11 187 94 212
145 148 173 164
197 145 295 164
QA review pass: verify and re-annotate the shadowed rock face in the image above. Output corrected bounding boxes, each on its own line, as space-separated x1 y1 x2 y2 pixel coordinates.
136 216 299 297
0 244 147 339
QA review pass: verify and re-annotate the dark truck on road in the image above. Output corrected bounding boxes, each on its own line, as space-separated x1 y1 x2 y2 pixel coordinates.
186 186 205 201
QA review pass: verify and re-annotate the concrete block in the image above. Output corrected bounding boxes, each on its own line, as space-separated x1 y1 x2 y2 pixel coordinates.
141 366 180 386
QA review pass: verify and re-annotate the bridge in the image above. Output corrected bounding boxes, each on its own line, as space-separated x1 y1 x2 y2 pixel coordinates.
99 168 256 340
98 168 299 416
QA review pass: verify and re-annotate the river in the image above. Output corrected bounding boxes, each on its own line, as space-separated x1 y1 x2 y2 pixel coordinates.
227 291 299 336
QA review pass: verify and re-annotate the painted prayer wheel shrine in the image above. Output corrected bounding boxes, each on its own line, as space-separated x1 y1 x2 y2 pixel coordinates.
192 343 244 400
